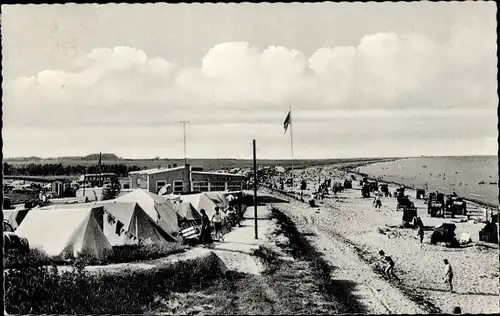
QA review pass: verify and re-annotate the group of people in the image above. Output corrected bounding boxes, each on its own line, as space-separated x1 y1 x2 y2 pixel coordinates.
199 205 238 248
373 250 455 293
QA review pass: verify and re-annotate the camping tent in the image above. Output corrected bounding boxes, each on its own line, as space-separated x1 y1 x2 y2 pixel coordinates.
180 193 220 218
3 210 18 229
115 189 179 235
204 192 228 207
41 202 176 245
3 207 30 230
16 207 112 258
101 202 176 245
205 191 243 208
174 201 202 224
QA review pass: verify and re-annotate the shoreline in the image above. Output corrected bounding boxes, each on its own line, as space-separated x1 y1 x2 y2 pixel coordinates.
341 166 498 211
289 159 497 211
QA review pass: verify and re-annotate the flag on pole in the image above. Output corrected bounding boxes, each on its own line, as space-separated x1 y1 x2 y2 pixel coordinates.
283 110 291 134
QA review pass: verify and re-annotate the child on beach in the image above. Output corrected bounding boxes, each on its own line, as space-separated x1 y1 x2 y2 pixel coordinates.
417 226 424 244
375 250 398 281
373 194 382 209
443 259 454 293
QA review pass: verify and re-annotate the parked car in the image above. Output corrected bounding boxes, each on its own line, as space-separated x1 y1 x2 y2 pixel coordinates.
3 220 29 252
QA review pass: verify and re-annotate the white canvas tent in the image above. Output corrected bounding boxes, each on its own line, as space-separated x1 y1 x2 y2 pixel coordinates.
204 192 228 207
3 207 30 230
16 207 112 259
115 189 179 235
180 193 220 218
101 202 176 245
41 202 176 245
205 191 241 207
174 201 202 223
3 210 18 228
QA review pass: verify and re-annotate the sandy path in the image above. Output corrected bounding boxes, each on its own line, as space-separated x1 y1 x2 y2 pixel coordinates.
268 195 428 314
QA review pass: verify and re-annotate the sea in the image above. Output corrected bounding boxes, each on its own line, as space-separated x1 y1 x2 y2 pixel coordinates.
357 156 498 207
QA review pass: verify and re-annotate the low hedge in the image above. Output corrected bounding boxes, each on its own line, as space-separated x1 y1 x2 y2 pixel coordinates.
4 242 186 269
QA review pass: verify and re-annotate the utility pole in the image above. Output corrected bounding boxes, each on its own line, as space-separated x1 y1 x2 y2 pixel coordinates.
180 121 189 166
253 139 258 239
98 152 102 187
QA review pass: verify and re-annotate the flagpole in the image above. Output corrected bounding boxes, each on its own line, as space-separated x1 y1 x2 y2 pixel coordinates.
290 107 294 191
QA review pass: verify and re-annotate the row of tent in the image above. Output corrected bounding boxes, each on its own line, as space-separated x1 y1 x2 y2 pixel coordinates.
4 189 241 259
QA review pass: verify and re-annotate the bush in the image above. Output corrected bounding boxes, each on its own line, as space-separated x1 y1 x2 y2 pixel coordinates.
4 243 185 269
5 252 225 314
102 243 185 264
4 248 70 269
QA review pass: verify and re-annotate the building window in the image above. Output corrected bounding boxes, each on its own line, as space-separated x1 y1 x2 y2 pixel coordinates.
173 180 184 193
138 175 148 189
156 181 166 193
209 181 226 192
123 183 130 189
227 181 242 191
192 181 209 192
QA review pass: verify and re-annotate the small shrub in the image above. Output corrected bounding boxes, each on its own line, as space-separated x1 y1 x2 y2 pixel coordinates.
4 248 70 269
102 243 185 264
5 242 185 269
252 246 282 274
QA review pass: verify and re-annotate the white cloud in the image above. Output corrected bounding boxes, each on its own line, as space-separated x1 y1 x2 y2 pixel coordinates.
261 45 306 77
2 24 497 158
86 46 148 71
308 46 356 74
201 42 260 79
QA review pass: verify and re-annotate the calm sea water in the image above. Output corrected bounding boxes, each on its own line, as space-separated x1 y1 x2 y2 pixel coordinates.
358 156 498 206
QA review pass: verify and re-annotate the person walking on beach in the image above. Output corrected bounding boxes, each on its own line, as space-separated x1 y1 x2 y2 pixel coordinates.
212 207 224 241
373 194 382 209
417 225 425 245
375 250 398 281
199 209 213 248
443 259 454 293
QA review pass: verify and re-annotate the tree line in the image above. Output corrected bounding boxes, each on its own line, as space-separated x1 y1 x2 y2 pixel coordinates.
3 162 142 177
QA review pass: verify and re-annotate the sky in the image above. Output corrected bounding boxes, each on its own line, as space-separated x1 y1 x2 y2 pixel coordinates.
1 2 498 159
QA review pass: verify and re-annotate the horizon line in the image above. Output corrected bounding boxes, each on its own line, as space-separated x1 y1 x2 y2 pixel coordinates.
3 154 497 162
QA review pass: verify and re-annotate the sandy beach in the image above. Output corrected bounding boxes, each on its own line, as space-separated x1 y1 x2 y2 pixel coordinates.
266 165 499 314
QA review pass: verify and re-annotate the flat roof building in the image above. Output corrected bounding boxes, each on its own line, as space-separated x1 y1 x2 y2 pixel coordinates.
129 165 246 194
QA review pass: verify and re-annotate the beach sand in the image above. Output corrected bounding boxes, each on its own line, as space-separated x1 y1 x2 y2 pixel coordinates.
267 166 499 314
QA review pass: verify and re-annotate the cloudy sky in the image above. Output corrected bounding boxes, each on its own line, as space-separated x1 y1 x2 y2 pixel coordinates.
2 2 497 159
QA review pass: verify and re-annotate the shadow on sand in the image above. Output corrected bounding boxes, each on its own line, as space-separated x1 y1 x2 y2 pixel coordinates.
416 287 499 296
270 208 370 314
